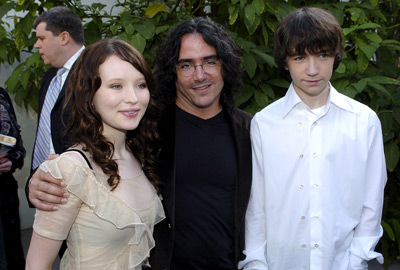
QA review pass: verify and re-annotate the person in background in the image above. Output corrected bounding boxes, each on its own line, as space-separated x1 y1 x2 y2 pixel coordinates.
27 17 253 270
26 6 84 197
0 87 26 270
239 7 387 270
25 38 164 269
26 6 85 258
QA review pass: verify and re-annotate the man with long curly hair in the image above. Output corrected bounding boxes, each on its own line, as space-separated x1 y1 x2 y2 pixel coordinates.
149 18 252 270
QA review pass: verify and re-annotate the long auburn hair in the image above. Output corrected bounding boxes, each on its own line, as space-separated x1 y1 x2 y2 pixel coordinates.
64 38 161 192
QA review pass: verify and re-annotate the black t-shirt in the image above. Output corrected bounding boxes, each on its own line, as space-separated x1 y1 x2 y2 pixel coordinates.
171 107 237 270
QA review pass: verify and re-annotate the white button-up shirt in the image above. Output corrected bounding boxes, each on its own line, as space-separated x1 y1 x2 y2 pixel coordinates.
239 83 387 270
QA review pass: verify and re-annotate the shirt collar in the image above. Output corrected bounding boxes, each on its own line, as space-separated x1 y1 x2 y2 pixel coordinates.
281 82 354 119
329 84 354 113
62 45 85 72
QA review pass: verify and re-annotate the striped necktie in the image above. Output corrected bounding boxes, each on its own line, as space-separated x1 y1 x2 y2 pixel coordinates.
32 68 66 170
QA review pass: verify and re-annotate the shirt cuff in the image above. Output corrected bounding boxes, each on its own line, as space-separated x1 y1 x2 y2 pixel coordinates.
238 241 268 270
347 253 368 270
348 229 384 268
239 260 268 270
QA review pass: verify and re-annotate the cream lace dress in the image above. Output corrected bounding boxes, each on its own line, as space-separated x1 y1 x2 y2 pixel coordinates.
32 151 165 269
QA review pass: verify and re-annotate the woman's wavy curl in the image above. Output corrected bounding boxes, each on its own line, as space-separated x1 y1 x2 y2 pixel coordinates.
63 38 161 192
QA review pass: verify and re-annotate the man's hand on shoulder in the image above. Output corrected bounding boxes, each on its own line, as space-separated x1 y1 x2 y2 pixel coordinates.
29 163 69 211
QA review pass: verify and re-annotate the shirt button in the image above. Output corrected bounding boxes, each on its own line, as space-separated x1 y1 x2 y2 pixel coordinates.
301 216 305 220
314 244 319 248
301 244 307 248
313 121 317 126
313 184 319 189
300 154 304 158
168 223 172 229
314 215 319 219
298 122 302 127
299 184 304 189
313 152 317 158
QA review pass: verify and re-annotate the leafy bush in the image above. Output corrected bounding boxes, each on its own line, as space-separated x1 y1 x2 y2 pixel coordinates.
0 0 399 266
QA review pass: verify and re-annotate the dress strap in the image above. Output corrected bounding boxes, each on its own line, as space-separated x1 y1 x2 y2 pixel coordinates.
65 149 93 170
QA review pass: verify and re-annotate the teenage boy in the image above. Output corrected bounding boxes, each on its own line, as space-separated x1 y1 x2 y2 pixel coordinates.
239 7 387 270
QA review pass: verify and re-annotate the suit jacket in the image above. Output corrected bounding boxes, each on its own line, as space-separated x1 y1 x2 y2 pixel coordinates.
25 67 72 202
149 105 253 270
36 67 71 155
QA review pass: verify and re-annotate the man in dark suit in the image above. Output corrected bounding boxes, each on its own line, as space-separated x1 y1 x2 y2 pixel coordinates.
27 18 252 270
149 18 252 270
26 6 84 198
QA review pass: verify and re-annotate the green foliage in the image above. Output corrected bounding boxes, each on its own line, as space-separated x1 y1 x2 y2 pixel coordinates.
0 0 399 266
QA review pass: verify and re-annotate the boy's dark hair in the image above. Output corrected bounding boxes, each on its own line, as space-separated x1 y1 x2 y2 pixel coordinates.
274 7 344 72
34 6 84 44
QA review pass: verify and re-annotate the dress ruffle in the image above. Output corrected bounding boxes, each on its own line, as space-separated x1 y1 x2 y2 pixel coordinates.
40 154 165 269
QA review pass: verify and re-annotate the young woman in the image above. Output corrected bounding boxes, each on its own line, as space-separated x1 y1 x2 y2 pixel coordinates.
26 39 165 269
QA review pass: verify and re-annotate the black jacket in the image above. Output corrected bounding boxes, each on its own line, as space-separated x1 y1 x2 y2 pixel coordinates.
35 67 71 156
0 87 26 269
25 67 72 204
150 105 253 270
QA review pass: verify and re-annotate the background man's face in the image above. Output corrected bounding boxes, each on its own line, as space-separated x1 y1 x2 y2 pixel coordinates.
34 22 63 68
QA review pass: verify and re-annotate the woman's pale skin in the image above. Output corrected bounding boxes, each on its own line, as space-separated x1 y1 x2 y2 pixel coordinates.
25 55 150 269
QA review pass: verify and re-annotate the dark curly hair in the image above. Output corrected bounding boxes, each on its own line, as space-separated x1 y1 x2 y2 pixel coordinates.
154 17 242 113
64 38 160 192
274 7 344 73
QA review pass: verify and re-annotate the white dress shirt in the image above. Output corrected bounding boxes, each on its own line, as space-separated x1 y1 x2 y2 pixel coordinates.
239 83 387 270
48 45 85 154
